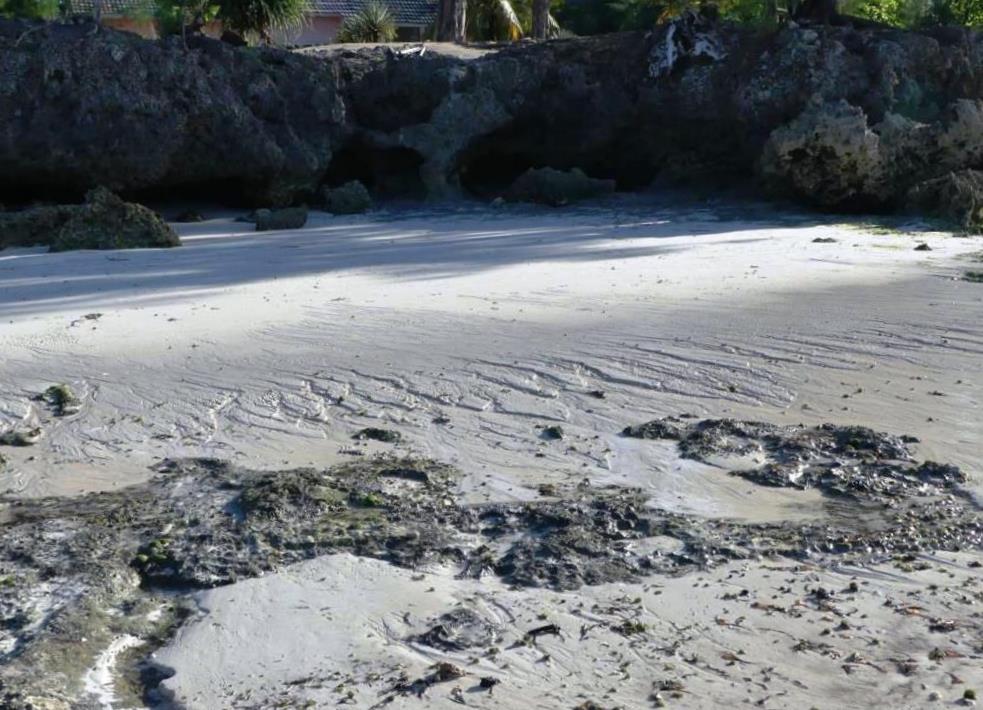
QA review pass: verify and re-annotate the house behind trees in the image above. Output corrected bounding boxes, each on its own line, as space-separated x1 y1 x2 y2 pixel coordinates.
68 0 436 43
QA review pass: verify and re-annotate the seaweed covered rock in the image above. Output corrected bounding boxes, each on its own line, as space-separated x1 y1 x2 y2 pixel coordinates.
0 203 79 250
37 384 80 416
0 449 979 704
411 608 499 650
505 167 616 206
254 206 309 231
323 180 372 214
50 187 180 251
353 427 401 443
907 170 983 231
622 416 967 500
0 189 179 252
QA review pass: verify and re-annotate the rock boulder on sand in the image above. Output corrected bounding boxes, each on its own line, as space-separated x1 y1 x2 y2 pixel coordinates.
760 98 983 210
907 169 983 231
0 203 78 250
323 180 372 214
505 167 615 206
0 187 179 252
51 187 180 251
254 206 309 231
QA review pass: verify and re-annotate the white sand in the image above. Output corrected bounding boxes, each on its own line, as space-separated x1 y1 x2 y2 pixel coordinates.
1 196 981 708
153 552 983 709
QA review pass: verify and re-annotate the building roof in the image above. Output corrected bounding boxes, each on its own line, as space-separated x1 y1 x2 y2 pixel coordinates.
69 0 155 17
71 0 436 26
310 0 435 26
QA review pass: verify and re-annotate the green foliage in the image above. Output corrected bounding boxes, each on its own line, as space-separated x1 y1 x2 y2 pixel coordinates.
155 0 220 35
557 0 981 31
336 0 397 41
922 0 983 25
463 0 560 39
717 0 786 24
841 0 922 25
0 0 58 19
556 0 688 33
217 0 308 41
842 0 982 26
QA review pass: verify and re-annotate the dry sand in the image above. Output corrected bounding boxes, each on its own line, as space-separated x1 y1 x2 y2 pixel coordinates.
1 194 981 708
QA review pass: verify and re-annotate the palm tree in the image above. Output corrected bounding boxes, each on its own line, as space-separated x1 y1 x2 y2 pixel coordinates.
794 0 838 21
217 0 308 43
439 0 557 42
467 0 522 39
531 0 547 36
436 0 466 40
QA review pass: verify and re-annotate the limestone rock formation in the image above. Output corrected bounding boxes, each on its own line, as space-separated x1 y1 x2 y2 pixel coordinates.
1 17 981 221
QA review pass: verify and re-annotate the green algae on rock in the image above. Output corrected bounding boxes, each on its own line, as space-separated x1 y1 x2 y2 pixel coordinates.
0 204 77 250
50 188 180 252
0 188 179 252
37 384 80 417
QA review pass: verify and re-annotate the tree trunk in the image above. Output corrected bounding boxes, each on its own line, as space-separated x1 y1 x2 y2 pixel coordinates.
793 0 839 24
436 0 456 41
532 0 549 39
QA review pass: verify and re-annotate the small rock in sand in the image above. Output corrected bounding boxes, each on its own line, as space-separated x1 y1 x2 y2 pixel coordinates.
323 181 372 215
36 384 80 417
412 608 499 650
254 207 308 231
505 167 615 207
352 427 401 443
540 425 564 440
0 427 42 446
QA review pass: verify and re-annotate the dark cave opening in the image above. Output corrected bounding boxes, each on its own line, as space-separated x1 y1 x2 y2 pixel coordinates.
0 182 85 210
455 122 664 198
122 177 261 212
323 140 427 199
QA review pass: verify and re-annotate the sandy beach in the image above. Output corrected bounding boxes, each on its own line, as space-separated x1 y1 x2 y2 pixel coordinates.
1 194 981 708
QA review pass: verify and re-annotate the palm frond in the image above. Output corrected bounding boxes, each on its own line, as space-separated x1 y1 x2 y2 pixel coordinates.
547 10 560 36
467 0 523 40
492 0 523 39
218 0 309 39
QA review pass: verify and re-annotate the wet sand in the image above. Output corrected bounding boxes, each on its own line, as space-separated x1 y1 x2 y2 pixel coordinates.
0 195 980 707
